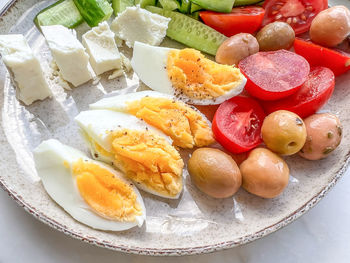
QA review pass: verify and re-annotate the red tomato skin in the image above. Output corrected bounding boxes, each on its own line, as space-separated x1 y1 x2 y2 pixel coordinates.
200 7 265 37
212 96 266 154
238 50 310 101
294 38 350 76
261 67 335 118
262 0 327 35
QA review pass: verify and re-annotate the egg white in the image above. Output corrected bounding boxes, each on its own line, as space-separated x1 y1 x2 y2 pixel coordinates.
33 139 146 231
74 110 183 199
131 41 247 105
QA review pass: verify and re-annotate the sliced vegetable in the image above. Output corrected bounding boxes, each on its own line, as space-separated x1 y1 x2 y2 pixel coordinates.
212 96 266 154
200 6 265 37
145 6 227 55
294 38 350 76
73 0 113 27
179 0 191 13
238 50 310 100
190 0 235 13
158 0 180 10
262 67 335 118
112 0 134 14
262 0 327 35
134 0 156 8
34 0 84 29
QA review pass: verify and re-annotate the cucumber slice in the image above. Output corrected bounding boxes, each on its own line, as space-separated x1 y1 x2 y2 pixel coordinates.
190 2 203 13
135 0 156 8
233 0 264 6
112 0 134 14
73 0 113 27
34 0 84 29
158 0 180 10
179 0 190 13
190 0 234 13
145 6 227 55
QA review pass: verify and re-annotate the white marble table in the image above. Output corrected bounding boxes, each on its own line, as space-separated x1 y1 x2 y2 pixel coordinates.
1 1 350 262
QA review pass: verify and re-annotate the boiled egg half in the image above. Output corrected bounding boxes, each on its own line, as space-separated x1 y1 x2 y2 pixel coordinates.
33 139 146 231
89 91 215 149
75 110 184 199
131 41 247 105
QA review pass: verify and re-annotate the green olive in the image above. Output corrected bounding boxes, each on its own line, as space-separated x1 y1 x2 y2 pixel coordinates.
261 110 307 155
256 22 295 51
188 148 242 198
240 148 289 198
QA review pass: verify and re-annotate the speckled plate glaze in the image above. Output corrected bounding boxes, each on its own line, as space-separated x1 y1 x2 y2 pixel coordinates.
1 0 350 256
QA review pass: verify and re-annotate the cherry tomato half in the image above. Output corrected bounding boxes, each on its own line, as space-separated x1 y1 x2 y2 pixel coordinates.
200 6 265 37
261 67 335 118
262 0 327 35
294 38 350 76
212 96 266 154
238 50 310 101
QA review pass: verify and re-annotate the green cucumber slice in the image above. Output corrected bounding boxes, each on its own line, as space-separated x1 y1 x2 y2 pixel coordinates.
190 2 203 13
73 0 113 27
34 0 84 29
179 0 191 13
190 0 234 13
145 6 227 55
158 0 180 10
233 0 264 6
135 0 156 8
112 0 134 14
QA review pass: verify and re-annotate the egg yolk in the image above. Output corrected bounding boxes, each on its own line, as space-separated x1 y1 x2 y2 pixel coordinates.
167 49 244 100
110 129 184 198
73 159 142 222
126 97 215 148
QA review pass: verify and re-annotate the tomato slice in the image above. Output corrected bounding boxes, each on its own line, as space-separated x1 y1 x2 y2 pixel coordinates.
212 96 266 154
261 67 335 118
262 0 327 35
238 50 310 101
199 6 265 37
294 38 350 76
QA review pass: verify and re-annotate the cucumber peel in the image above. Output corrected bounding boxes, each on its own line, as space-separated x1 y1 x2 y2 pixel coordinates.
145 6 227 55
34 0 84 29
179 0 191 13
112 0 134 15
233 0 264 6
73 0 113 27
190 0 234 13
190 2 203 13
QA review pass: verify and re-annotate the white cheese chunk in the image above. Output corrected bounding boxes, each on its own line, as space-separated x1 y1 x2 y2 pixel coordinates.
82 22 122 76
0 34 52 105
111 6 170 48
41 25 95 87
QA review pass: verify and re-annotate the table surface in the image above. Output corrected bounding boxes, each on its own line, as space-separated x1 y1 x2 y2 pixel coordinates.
1 1 350 262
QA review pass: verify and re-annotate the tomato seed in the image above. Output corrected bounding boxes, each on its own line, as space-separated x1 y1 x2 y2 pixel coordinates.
293 17 298 23
306 6 313 11
301 14 307 21
275 14 282 19
272 10 278 15
286 17 292 24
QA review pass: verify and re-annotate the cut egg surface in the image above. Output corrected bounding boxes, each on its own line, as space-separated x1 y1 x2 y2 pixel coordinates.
33 139 146 231
131 41 247 105
90 91 215 148
75 110 184 199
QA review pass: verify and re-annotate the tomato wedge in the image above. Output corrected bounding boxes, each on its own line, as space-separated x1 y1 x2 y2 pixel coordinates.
262 67 335 118
238 50 310 101
262 0 327 35
212 96 266 154
294 38 350 76
200 6 265 37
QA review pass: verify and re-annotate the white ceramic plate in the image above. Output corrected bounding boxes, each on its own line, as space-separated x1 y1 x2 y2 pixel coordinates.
1 0 350 256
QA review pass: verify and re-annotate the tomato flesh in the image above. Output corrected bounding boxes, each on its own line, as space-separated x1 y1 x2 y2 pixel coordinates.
212 96 266 154
262 0 327 35
262 67 335 118
200 6 265 37
294 38 350 76
238 50 310 101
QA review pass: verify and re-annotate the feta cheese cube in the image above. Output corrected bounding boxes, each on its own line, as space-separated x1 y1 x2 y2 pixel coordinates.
41 25 95 87
111 6 170 48
82 22 122 76
0 34 52 105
